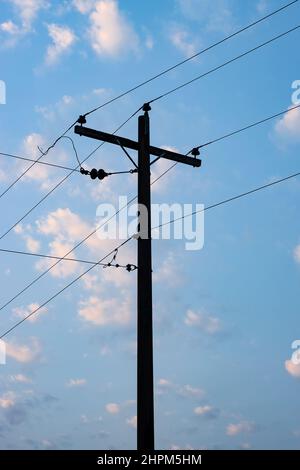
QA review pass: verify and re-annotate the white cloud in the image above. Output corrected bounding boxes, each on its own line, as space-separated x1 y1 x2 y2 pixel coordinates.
100 345 111 356
26 236 41 253
46 24 76 65
78 296 131 326
13 224 24 235
126 415 137 428
158 378 173 387
35 94 75 121
194 405 218 418
0 392 15 409
9 0 48 31
177 0 235 34
0 20 20 35
153 252 183 286
35 239 79 278
169 26 198 57
294 245 300 264
19 133 61 190
105 403 120 414
257 0 268 13
12 303 48 323
145 35 154 50
5 338 41 363
170 444 195 450
180 384 205 398
37 208 90 241
22 133 48 177
0 0 48 45
194 405 211 415
275 106 300 141
36 207 103 258
184 309 222 334
150 155 177 194
88 0 139 58
23 207 119 279
67 378 87 387
157 379 205 400
285 359 300 378
10 374 32 383
73 0 95 14
226 421 255 436
0 167 7 182
80 414 89 423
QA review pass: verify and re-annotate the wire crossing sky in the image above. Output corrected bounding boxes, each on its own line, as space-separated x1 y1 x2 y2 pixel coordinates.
0 0 300 451
1 0 296 202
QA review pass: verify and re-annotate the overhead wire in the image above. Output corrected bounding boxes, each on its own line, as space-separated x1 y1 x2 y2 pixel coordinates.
0 247 133 268
0 151 80 172
0 107 141 242
0 238 133 339
7 0 297 185
148 24 300 104
1 10 298 237
1 168 299 339
152 170 300 230
83 0 299 117
1 1 299 322
1 99 297 311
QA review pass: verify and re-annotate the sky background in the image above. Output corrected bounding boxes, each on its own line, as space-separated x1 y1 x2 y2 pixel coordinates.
0 0 300 450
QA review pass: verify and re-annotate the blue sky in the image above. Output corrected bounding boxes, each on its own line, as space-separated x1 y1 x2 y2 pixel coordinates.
0 0 300 450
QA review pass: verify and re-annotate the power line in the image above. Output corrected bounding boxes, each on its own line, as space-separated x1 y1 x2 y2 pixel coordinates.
50 136 82 168
32 0 299 156
0 0 299 204
153 170 300 230
39 122 77 156
0 130 78 201
2 167 299 339
3 42 300 313
0 247 133 269
0 107 141 242
1 99 295 311
0 159 177 313
1 10 296 237
0 194 138 313
0 238 132 340
149 24 300 105
193 104 300 150
0 151 80 172
152 104 300 200
83 0 299 118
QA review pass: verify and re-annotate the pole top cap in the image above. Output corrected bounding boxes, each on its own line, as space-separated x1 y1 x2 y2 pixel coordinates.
143 102 151 112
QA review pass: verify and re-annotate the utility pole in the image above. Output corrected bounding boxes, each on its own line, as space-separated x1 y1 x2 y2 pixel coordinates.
74 104 201 451
137 105 154 450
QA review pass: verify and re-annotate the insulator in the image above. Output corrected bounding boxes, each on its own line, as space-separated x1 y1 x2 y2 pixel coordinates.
90 168 98 180
98 169 108 180
77 115 87 125
191 148 200 157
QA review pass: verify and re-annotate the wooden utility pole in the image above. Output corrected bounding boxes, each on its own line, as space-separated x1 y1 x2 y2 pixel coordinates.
137 106 154 450
74 104 201 451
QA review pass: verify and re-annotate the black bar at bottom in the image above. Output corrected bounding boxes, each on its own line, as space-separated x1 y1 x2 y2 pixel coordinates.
0 450 298 466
